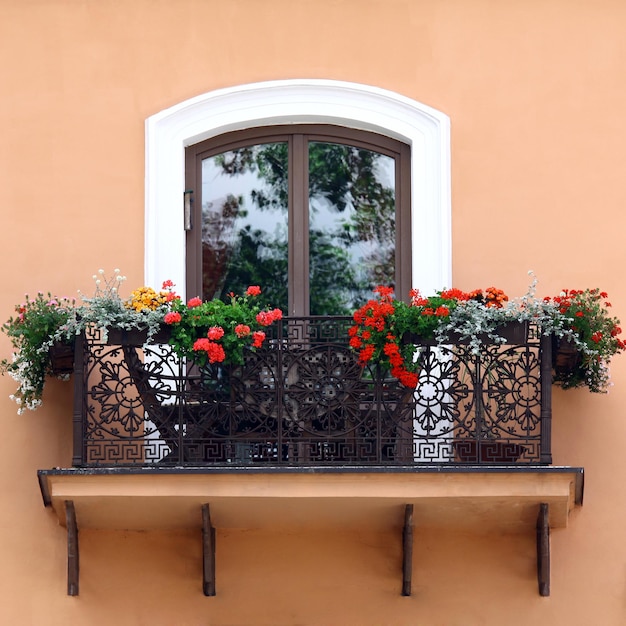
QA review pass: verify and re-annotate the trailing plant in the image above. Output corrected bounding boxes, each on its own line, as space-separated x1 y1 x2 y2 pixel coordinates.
350 276 625 393
0 293 76 412
545 288 626 392
1 270 179 413
1 269 285 412
349 285 514 388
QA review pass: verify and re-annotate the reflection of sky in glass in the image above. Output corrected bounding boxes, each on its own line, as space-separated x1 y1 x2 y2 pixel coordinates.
201 146 287 239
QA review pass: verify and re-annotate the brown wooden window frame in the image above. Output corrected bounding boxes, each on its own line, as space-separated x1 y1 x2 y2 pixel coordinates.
185 124 411 315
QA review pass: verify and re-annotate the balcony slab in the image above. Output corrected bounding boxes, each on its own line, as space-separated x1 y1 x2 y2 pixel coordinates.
38 466 583 533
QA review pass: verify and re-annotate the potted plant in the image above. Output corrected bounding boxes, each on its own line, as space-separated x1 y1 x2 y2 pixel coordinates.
0 270 285 413
348 278 625 462
0 293 76 413
545 288 626 392
348 284 522 390
162 286 283 366
350 276 625 394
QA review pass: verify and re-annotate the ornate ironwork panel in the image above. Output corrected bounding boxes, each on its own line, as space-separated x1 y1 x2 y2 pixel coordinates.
74 319 551 467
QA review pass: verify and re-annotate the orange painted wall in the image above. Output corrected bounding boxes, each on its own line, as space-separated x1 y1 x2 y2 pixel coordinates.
1 0 626 624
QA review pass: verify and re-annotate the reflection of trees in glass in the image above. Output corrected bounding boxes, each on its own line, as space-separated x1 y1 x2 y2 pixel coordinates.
308 230 363 315
201 143 288 305
201 140 396 314
219 226 288 310
308 143 396 309
201 193 245 300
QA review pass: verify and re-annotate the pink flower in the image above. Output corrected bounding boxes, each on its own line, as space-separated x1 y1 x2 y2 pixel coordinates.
187 297 202 308
207 326 225 340
235 324 251 338
162 279 175 289
164 311 182 324
246 286 261 297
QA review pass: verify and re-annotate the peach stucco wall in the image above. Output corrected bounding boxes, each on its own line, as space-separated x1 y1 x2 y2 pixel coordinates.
1 1 626 624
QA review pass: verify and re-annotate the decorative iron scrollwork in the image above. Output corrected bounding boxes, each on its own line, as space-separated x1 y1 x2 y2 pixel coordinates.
76 319 549 467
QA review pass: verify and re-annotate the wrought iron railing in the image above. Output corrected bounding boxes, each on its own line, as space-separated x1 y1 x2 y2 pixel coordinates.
71 317 552 467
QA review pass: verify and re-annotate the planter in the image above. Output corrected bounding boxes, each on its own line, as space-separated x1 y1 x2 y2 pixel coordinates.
49 341 74 375
106 325 172 346
403 320 530 346
552 335 581 375
453 438 526 463
493 320 530 344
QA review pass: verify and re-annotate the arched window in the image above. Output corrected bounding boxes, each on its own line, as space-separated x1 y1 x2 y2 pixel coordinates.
146 80 451 300
185 125 410 316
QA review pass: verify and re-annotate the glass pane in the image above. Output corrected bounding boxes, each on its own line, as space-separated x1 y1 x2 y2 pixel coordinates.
308 142 396 315
201 143 288 310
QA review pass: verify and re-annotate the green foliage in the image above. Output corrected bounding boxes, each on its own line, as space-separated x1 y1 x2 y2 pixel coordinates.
392 295 461 340
0 271 170 413
219 226 289 311
352 279 626 394
0 293 75 412
165 288 283 367
548 288 625 392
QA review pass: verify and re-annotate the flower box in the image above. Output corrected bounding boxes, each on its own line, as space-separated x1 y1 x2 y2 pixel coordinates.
403 320 530 346
490 320 530 344
49 341 74 376
450 320 529 345
106 326 172 346
552 335 581 376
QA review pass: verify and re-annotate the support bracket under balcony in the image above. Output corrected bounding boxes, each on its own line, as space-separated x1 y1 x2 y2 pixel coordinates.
66 500 79 596
38 467 582 598
402 504 413 596
202 503 216 596
537 502 550 596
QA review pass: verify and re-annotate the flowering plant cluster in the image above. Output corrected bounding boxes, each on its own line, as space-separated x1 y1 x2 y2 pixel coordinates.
349 286 421 388
127 281 178 312
349 286 510 389
545 288 626 392
164 286 283 366
350 278 625 393
0 270 283 412
0 293 76 412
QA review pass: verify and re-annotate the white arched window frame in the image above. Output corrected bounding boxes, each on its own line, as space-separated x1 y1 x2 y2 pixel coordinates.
145 79 451 299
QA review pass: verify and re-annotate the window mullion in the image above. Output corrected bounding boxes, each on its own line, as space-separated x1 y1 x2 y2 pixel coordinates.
289 134 309 316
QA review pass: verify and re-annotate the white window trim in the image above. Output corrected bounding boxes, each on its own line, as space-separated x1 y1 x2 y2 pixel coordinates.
145 79 451 299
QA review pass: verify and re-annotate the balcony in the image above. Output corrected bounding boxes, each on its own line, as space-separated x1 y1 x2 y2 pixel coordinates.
38 317 583 596
64 317 554 467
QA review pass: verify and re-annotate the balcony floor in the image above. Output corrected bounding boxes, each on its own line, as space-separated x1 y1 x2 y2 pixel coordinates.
38 465 583 533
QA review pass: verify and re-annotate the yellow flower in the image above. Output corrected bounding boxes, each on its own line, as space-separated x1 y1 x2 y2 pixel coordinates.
127 286 167 312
